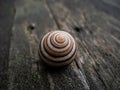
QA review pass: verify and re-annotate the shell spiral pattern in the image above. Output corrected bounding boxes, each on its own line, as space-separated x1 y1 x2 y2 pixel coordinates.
38 31 77 67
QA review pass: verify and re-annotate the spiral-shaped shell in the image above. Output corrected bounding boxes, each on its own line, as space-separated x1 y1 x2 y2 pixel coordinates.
38 30 77 67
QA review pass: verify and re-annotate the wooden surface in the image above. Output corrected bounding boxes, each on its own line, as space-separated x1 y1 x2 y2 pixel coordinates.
0 0 120 90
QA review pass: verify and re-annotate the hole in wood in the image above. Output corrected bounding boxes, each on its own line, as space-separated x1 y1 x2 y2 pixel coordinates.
27 23 36 31
73 26 83 32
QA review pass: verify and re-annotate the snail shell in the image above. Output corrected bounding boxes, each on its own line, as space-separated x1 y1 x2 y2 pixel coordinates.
38 30 77 67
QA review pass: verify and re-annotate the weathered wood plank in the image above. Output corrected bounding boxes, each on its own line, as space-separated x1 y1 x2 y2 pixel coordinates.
9 0 86 90
90 0 120 21
0 0 15 89
46 0 120 90
9 0 56 89
8 0 120 90
102 0 120 9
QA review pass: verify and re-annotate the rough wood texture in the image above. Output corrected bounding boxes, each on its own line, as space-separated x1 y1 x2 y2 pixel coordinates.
0 0 120 90
0 0 15 89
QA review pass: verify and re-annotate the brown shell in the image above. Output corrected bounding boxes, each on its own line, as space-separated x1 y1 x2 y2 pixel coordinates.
38 30 77 67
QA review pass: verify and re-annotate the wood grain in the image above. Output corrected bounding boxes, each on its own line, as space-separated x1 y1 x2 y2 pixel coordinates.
0 0 15 89
46 0 120 90
2 0 119 90
9 0 85 90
